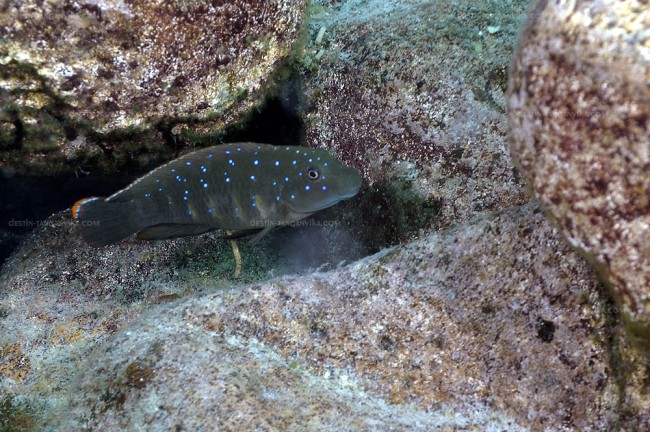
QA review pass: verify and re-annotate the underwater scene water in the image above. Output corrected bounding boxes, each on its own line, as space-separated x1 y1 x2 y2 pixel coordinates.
1 0 649 430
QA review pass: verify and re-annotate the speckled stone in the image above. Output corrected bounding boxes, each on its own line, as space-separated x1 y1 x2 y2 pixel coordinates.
508 0 650 328
61 316 525 431
0 0 306 173
0 207 364 429
2 204 648 430
302 0 532 234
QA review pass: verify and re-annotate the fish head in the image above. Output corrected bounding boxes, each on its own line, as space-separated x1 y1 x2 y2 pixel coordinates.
282 148 362 215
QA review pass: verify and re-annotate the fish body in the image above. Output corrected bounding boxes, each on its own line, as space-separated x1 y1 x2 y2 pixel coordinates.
72 143 362 247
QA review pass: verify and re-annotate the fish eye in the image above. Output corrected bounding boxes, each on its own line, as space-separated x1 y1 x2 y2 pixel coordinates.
307 167 320 181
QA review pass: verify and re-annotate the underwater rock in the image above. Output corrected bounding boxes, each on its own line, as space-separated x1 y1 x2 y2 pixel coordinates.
0 0 307 175
62 310 524 431
2 204 648 430
508 0 650 328
301 0 532 237
0 207 366 429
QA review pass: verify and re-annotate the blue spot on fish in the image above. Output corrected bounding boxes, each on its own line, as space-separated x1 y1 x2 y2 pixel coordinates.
290 194 296 199
276 195 280 201
184 190 189 195
254 160 259 165
201 166 207 173
292 160 297 165
284 177 289 182
186 161 192 166
204 183 208 188
228 159 235 166
274 161 280 166
322 185 327 191
188 210 192 216
183 196 188 201
305 185 311 191
176 175 181 181
208 154 214 158
226 178 231 183
250 175 256 181
225 150 231 154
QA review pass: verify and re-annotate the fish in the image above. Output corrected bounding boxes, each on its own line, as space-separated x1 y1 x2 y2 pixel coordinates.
71 142 362 247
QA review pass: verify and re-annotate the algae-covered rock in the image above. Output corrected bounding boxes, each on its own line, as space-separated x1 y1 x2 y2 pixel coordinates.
0 206 365 430
508 0 650 327
63 317 525 431
1 204 648 430
2 0 649 430
302 0 532 234
0 0 307 174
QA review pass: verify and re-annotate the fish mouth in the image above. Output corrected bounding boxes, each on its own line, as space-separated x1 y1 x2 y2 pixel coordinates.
336 172 362 199
337 189 361 200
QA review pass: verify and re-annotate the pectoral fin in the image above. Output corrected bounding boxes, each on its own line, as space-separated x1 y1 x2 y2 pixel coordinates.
247 226 274 244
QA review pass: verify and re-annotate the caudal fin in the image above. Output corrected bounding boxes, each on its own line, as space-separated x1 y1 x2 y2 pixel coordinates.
71 197 141 247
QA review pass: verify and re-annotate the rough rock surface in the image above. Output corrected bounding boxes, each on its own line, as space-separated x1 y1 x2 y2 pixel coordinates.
0 205 368 429
1 204 648 430
2 0 649 430
508 0 650 330
0 0 307 174
301 0 531 233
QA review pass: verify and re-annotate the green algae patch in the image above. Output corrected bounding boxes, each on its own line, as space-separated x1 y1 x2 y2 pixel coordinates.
0 393 37 432
622 314 650 359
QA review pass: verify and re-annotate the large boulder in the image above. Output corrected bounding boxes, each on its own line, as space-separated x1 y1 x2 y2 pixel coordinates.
1 205 648 430
508 0 650 331
0 0 308 175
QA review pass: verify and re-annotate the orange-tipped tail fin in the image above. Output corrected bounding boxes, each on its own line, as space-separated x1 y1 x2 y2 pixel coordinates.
71 197 99 221
71 197 141 247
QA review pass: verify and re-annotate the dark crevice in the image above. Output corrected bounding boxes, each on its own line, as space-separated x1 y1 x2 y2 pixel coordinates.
218 73 306 147
11 116 23 150
0 173 130 265
0 74 403 271
0 77 308 266
159 122 180 152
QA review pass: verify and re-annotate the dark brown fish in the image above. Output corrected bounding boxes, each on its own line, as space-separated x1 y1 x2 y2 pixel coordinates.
72 143 362 246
